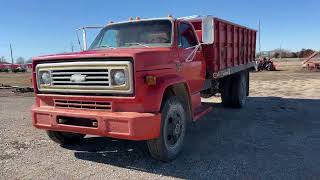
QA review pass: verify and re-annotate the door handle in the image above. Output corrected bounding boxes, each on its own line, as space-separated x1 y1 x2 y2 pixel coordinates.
175 62 182 72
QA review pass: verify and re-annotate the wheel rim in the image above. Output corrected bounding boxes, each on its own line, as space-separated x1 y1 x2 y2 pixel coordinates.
164 110 184 147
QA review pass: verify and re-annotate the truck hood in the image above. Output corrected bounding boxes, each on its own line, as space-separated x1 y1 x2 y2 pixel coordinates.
33 47 178 71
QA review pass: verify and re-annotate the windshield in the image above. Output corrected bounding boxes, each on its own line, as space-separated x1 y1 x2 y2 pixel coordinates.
89 20 172 49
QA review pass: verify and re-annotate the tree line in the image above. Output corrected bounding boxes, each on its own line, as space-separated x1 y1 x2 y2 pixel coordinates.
0 56 32 64
257 49 316 59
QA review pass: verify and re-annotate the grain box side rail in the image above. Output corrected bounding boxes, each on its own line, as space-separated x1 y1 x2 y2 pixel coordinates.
190 17 257 79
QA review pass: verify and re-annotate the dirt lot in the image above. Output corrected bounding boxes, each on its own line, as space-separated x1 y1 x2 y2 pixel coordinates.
0 72 32 87
1 61 320 179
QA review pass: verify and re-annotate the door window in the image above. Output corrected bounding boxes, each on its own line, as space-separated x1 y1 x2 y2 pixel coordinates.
178 23 198 48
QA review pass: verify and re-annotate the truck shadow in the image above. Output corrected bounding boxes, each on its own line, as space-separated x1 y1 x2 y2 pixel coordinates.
64 96 320 179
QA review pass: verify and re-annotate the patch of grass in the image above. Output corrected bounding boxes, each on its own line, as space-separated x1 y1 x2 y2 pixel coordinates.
272 58 302 62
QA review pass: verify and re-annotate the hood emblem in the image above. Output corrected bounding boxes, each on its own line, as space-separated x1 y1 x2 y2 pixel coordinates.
70 74 87 83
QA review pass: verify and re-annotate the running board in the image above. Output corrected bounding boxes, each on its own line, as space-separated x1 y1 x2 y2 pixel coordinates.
193 104 212 121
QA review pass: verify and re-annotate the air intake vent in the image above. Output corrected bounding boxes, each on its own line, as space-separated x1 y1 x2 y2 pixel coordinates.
54 99 112 110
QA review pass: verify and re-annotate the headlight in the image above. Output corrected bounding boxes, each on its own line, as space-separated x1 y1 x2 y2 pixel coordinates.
111 69 126 86
39 71 51 85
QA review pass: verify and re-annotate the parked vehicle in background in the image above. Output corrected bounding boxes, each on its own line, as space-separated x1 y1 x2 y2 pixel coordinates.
31 15 256 161
0 63 31 73
257 57 276 71
302 51 320 70
12 66 27 73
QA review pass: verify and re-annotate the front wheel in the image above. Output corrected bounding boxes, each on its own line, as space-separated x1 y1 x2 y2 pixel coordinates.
147 96 187 162
46 130 85 145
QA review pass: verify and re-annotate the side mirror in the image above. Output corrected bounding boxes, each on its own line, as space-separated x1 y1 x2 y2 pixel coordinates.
202 16 214 44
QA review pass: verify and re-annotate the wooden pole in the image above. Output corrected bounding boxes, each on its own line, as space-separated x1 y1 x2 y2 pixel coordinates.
258 20 261 53
10 44 14 71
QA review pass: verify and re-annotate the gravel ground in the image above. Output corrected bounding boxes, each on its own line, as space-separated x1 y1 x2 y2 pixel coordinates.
1 63 320 179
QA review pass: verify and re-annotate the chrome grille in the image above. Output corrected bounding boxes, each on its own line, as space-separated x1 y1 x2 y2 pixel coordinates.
54 99 112 110
36 61 133 94
51 69 110 87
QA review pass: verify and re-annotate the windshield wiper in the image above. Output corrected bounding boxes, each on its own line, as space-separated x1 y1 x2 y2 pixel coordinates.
125 43 150 48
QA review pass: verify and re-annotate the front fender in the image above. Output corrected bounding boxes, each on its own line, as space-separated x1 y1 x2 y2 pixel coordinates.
135 70 190 113
156 74 190 111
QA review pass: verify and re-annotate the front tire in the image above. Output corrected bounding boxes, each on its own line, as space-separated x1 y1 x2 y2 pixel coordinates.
46 130 85 145
147 96 187 162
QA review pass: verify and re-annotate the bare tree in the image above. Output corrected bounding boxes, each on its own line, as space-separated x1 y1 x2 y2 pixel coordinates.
25 58 32 63
298 49 315 58
0 56 7 63
15 57 25 64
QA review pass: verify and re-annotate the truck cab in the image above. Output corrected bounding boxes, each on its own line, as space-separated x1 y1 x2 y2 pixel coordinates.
32 16 256 162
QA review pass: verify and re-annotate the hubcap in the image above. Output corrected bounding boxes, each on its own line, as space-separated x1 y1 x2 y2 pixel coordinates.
166 112 183 146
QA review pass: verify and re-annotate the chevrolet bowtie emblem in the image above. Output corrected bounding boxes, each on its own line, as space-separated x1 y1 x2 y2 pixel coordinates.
70 74 87 83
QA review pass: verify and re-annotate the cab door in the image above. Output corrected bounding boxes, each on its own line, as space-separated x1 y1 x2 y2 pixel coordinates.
177 22 206 94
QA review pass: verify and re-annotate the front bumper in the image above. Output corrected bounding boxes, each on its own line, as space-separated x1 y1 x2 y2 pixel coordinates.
32 105 161 140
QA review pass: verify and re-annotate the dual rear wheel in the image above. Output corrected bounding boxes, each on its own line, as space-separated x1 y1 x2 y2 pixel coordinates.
220 70 249 108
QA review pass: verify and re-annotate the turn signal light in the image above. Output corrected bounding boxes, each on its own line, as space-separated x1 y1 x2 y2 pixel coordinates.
145 75 157 86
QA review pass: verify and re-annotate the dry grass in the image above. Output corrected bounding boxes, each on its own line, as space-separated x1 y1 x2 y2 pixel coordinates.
272 58 302 62
0 72 32 87
250 60 320 99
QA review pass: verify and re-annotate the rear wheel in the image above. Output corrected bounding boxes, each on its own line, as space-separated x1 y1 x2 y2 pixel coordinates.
220 71 248 108
147 96 187 162
46 130 85 145
220 76 233 107
231 71 247 108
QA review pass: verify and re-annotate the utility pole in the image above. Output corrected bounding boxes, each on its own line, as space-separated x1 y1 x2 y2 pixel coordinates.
10 44 14 71
258 20 261 54
279 43 282 60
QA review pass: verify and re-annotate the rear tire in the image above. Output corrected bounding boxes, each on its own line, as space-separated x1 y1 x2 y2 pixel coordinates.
147 96 187 162
46 130 85 145
230 71 247 108
220 71 248 108
220 76 233 107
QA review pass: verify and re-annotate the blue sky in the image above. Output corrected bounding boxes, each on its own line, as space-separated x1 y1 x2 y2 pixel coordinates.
0 0 319 60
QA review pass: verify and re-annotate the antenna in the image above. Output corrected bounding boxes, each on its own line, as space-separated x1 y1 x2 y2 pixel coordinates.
70 42 74 52
76 31 83 51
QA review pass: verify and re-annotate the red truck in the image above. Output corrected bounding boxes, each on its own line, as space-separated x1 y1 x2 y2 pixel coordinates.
32 15 256 162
